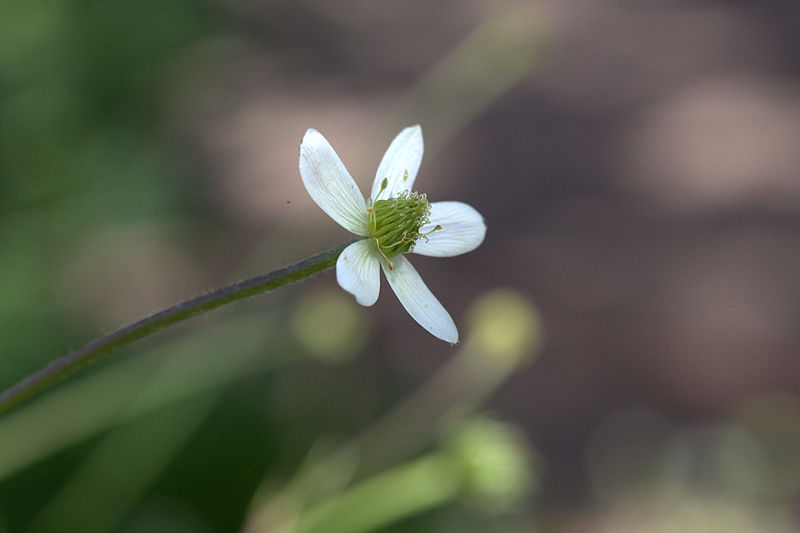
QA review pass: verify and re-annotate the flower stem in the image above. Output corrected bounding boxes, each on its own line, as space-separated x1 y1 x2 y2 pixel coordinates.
0 238 360 416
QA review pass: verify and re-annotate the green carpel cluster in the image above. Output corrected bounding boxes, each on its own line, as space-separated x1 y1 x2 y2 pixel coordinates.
368 190 431 261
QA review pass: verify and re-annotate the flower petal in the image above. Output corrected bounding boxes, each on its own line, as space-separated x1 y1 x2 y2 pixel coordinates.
371 125 424 200
336 239 380 306
413 201 486 257
382 255 458 343
300 129 369 235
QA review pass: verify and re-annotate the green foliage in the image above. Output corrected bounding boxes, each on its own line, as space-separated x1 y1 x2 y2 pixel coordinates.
0 2 547 531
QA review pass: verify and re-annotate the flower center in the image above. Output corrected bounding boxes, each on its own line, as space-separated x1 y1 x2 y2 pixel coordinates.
367 179 432 268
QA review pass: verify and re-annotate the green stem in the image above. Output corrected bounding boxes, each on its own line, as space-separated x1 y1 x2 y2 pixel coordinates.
289 454 459 533
0 239 360 416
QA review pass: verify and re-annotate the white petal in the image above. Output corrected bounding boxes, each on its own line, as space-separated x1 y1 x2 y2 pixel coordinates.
300 129 369 235
413 201 486 257
382 255 458 343
371 125 424 200
337 239 380 306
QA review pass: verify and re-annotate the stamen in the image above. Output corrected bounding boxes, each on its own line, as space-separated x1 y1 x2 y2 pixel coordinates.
374 177 389 200
374 237 393 269
367 188 431 260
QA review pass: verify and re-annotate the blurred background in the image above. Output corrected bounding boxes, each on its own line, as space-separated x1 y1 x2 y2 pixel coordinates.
2 0 800 531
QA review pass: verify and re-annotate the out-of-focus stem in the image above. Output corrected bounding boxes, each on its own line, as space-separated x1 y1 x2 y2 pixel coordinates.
288 454 459 533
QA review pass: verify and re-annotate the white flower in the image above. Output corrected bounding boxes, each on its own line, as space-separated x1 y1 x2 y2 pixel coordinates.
299 125 486 343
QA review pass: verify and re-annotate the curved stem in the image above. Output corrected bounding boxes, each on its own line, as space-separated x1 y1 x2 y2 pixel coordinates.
0 239 360 416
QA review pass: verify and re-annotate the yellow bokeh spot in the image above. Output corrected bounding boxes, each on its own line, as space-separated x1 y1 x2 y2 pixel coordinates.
292 289 368 363
466 289 543 366
443 416 536 513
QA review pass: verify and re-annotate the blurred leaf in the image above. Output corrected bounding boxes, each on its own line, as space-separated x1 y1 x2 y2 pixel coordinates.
0 313 279 481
